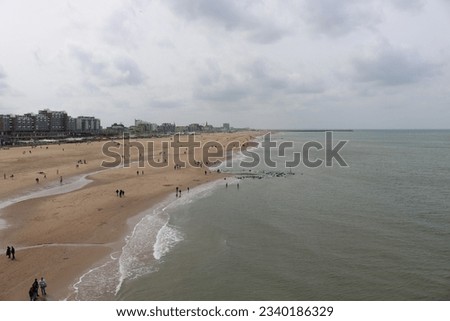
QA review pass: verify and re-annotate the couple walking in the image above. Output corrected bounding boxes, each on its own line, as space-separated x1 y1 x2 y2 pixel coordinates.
5 246 15 260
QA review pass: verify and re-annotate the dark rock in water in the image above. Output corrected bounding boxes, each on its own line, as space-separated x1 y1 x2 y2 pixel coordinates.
234 170 294 180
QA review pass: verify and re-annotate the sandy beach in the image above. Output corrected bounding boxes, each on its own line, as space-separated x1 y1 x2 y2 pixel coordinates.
0 131 262 301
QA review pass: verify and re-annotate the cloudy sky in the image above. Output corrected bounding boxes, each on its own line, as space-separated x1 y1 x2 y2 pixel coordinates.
1 0 449 129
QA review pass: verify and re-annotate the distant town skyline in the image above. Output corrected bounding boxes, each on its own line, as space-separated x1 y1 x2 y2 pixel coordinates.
1 1 450 129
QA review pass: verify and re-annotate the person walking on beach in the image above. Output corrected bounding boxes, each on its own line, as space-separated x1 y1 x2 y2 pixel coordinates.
29 286 36 301
32 279 39 298
11 246 15 260
6 246 11 259
39 277 47 296
116 189 119 197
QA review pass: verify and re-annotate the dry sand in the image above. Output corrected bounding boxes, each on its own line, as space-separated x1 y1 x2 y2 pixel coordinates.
0 131 263 301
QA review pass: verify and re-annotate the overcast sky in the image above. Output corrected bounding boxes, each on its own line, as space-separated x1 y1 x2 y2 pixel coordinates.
1 0 449 129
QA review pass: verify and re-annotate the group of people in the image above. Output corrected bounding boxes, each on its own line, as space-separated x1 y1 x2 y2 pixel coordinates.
29 277 47 301
175 186 189 198
116 189 125 197
5 246 15 260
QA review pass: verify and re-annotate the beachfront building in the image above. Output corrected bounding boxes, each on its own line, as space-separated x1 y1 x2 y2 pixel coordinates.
12 114 34 132
175 125 188 133
0 110 101 141
104 123 127 136
203 122 213 132
134 119 158 134
34 113 50 132
0 115 12 133
38 109 68 132
223 123 230 131
75 116 101 133
158 122 176 134
67 117 77 133
187 123 202 133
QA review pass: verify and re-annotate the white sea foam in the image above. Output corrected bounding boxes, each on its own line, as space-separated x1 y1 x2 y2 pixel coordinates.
153 223 184 260
71 178 232 300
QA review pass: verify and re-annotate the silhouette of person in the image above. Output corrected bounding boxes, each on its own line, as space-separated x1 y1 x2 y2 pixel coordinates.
32 279 39 298
29 286 35 301
6 246 11 259
11 246 15 260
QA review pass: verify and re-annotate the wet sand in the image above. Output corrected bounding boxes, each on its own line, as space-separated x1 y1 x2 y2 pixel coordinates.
0 131 262 300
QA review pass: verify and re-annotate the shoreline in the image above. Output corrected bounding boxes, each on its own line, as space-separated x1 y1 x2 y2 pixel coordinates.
0 131 262 301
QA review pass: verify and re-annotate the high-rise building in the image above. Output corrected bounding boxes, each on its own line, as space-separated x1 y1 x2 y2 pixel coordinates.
0 115 11 133
12 114 34 132
75 116 101 133
38 109 68 132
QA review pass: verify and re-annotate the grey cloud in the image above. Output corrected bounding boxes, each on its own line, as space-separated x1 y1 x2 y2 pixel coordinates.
166 0 286 44
247 26 286 45
70 46 108 78
391 0 424 11
352 46 440 86
103 6 140 49
195 83 249 103
169 0 243 29
149 99 183 109
156 39 176 49
244 59 288 90
303 0 381 37
113 57 146 86
194 58 326 104
69 45 145 87
245 59 326 94
286 80 326 95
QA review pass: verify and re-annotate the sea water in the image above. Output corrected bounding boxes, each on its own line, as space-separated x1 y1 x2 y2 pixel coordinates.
76 130 450 300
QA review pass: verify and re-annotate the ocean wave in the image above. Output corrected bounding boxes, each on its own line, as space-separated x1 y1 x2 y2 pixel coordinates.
153 223 184 260
72 177 231 300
